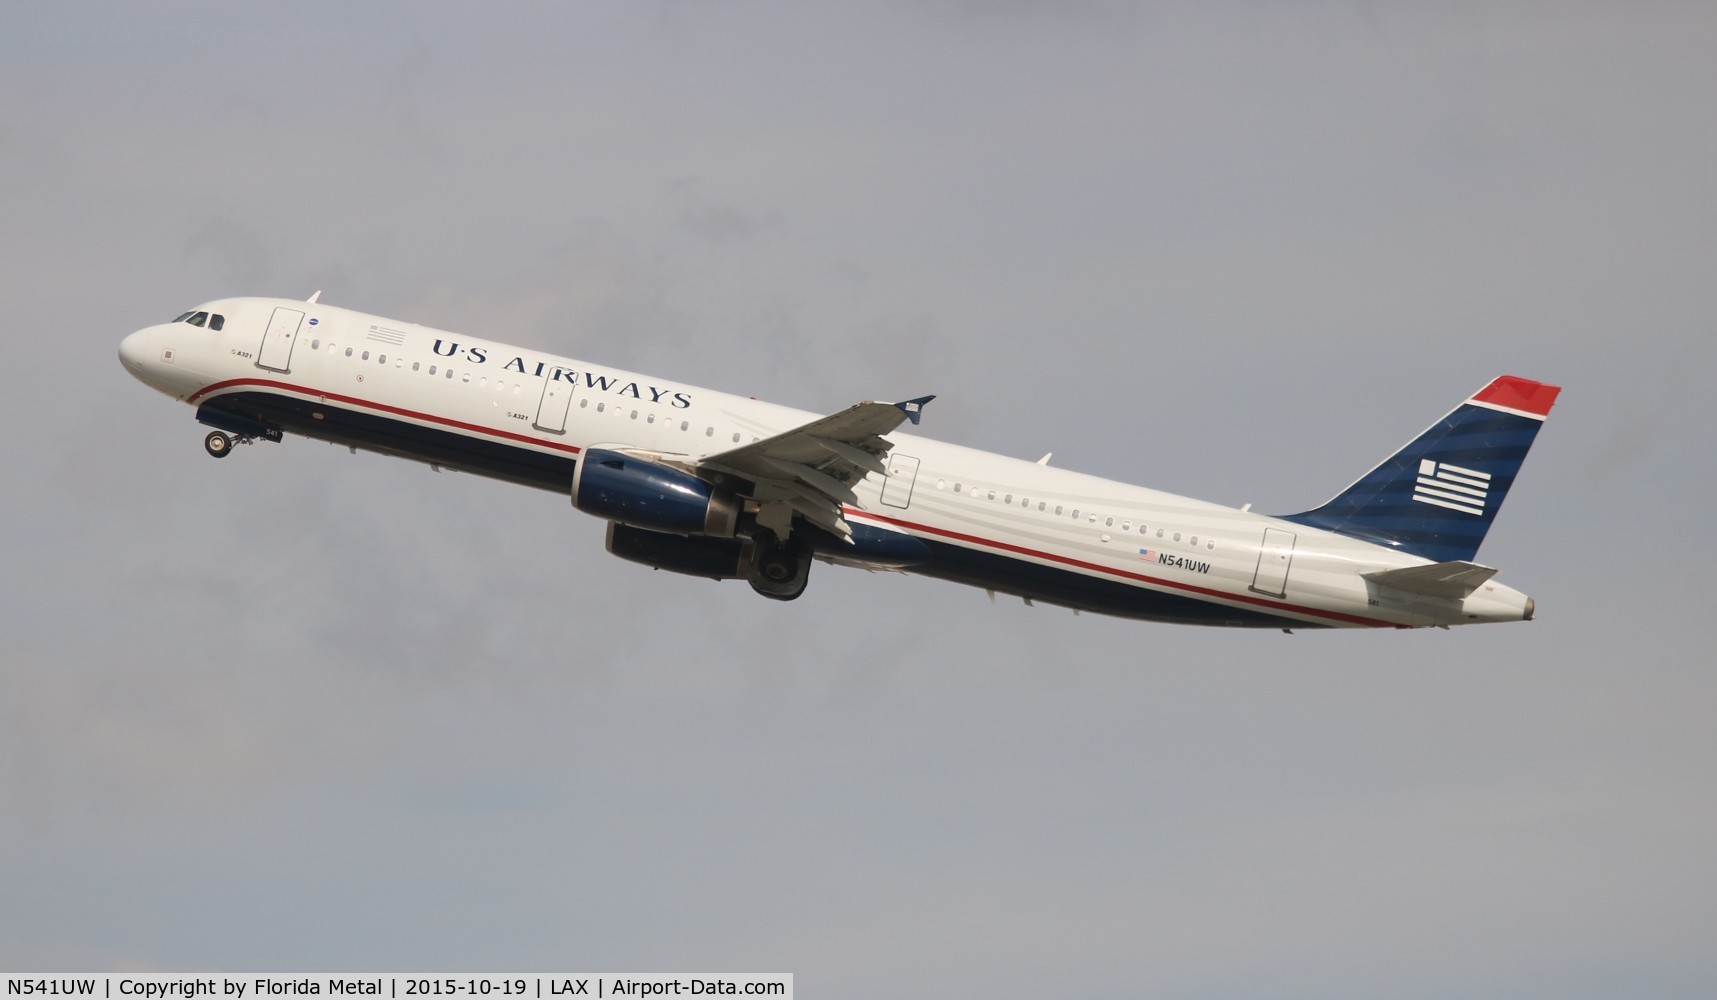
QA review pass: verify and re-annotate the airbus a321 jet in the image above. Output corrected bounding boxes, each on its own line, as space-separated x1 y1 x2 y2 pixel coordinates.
119 295 1560 629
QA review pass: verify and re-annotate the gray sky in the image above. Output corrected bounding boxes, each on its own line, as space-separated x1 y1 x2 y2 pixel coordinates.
4 2 1714 996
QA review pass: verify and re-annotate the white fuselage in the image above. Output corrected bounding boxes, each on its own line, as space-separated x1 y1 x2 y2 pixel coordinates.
119 297 1535 629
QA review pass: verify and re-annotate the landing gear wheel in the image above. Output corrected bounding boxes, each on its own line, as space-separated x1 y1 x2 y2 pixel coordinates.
747 531 811 601
204 431 233 458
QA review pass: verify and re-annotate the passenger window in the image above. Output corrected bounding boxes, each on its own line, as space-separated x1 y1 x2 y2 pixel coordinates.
631 410 639 420
1071 508 1080 519
1055 505 1063 515
1105 516 1114 527
1121 520 1130 531
445 369 452 379
1173 532 1181 542
345 347 353 358
362 351 371 361
378 354 386 365
732 433 741 442
429 365 436 375
647 414 655 424
209 314 224 331
1157 528 1164 538
680 421 689 431
311 339 320 350
1190 535 1198 546
705 427 714 436
596 402 605 412
954 484 962 493
1037 501 1046 512
412 361 419 372
1004 494 1012 504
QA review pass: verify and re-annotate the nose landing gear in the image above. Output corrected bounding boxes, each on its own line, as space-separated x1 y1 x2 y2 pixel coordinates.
202 426 281 458
195 403 283 459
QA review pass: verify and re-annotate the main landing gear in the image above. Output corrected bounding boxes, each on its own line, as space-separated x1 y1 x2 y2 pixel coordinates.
747 531 812 601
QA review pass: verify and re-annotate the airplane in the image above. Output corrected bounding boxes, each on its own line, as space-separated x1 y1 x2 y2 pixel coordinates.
118 294 1560 629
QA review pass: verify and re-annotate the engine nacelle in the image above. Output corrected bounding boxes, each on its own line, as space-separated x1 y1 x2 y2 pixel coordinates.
606 522 750 580
572 449 741 537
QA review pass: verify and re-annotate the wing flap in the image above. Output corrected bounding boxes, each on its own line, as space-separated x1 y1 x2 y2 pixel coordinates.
697 396 933 540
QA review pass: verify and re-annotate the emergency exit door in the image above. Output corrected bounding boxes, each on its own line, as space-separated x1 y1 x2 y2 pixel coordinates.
533 375 576 434
880 454 921 509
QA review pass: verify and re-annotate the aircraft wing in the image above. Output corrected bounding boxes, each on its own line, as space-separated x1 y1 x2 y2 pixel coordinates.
698 396 934 542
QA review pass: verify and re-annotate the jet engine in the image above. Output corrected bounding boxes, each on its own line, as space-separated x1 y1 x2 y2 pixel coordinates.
606 522 750 580
572 449 741 537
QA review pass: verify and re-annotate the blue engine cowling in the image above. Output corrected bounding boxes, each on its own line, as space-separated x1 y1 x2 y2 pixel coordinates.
606 522 749 580
572 449 741 537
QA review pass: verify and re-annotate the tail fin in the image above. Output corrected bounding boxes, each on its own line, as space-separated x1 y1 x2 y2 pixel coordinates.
1280 376 1561 563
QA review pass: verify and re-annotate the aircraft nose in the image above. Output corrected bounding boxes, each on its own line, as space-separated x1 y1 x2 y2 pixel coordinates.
118 328 149 373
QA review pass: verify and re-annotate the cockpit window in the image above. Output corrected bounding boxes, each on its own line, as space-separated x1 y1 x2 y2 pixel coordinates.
173 310 223 329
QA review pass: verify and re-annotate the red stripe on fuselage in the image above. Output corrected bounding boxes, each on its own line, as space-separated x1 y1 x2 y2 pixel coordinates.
190 377 1393 626
186 377 583 455
846 508 1397 628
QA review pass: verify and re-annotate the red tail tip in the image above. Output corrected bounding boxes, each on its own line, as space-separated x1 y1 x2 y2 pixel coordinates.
1472 376 1561 417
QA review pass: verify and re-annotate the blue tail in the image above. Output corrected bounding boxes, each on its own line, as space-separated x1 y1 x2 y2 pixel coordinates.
1279 376 1561 563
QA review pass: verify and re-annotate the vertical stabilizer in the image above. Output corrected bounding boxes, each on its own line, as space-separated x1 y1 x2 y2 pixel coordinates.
1279 376 1560 562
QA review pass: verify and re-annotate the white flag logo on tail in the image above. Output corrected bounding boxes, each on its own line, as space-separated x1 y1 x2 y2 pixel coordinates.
1413 459 1490 516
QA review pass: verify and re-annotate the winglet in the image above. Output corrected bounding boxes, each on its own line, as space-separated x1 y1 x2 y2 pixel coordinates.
307 290 322 304
893 395 935 426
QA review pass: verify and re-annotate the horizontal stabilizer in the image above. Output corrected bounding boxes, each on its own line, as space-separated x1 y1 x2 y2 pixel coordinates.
1364 561 1498 600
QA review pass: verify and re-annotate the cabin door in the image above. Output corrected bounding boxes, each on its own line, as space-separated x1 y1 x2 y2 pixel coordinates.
533 373 576 434
881 454 921 509
256 307 304 373
1250 527 1297 597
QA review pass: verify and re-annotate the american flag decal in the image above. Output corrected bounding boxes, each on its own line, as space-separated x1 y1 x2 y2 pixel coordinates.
1413 459 1490 516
